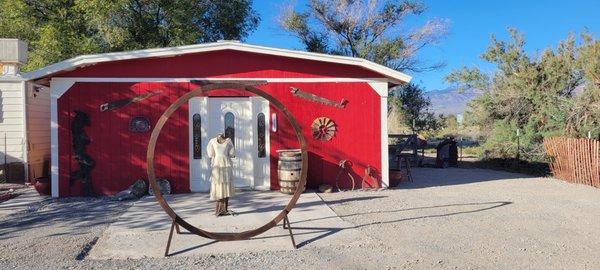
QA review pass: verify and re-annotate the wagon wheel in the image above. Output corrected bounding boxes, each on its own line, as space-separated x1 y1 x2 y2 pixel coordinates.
311 117 336 141
335 160 355 192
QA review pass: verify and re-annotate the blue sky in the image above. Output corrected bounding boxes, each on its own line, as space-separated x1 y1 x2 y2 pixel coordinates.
246 0 600 91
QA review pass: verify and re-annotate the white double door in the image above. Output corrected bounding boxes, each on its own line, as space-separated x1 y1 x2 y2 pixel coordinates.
189 97 270 192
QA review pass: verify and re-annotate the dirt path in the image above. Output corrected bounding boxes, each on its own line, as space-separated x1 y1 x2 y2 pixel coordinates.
1 168 599 269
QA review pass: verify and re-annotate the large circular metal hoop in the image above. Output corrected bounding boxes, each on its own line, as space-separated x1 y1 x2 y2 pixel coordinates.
146 83 308 241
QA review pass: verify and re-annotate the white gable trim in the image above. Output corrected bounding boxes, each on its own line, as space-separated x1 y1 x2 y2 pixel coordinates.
49 79 75 197
23 42 412 84
50 77 391 98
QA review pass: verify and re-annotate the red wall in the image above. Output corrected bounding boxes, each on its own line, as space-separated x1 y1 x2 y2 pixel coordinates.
58 82 191 197
55 50 384 196
57 50 383 79
264 83 382 190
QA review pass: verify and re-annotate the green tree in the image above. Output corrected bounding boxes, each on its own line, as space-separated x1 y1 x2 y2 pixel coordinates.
445 29 599 161
280 0 448 72
0 0 260 71
390 83 442 135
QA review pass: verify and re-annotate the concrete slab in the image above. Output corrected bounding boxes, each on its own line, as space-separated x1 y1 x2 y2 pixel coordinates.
90 191 366 258
0 188 50 218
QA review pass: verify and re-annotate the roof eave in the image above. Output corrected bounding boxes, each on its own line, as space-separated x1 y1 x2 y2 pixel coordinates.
22 42 412 84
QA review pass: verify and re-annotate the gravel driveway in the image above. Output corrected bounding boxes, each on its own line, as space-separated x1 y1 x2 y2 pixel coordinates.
1 167 599 269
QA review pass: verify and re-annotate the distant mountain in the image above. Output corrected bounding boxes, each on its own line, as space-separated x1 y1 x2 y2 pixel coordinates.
425 88 483 116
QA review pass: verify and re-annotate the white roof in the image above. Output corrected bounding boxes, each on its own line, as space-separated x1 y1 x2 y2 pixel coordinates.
23 41 411 84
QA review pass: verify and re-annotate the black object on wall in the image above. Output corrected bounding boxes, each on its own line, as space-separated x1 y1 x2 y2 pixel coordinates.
70 110 96 196
192 114 201 159
129 116 151 133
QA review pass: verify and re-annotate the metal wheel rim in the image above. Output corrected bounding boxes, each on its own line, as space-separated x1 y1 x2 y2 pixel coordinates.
146 83 308 241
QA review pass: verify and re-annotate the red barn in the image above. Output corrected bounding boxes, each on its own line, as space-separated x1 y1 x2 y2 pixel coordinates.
25 41 411 197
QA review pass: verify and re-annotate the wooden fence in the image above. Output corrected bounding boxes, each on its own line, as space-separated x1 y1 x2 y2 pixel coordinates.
543 137 600 188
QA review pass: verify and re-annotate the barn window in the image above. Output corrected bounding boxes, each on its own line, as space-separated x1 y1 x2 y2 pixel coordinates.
192 113 201 159
257 113 266 158
224 112 235 145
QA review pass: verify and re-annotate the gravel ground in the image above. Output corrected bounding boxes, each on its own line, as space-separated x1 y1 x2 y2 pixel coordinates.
1 167 600 269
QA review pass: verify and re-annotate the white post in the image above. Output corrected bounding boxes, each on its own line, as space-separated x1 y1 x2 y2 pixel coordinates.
49 78 75 197
369 82 390 188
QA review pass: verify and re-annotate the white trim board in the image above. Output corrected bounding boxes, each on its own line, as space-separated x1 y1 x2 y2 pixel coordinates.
49 77 392 98
368 82 390 188
23 41 412 84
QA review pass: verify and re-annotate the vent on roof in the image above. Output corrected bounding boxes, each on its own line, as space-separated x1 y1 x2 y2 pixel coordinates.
0 39 27 64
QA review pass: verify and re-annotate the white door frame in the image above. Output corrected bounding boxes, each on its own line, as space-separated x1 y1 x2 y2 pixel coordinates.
189 96 270 192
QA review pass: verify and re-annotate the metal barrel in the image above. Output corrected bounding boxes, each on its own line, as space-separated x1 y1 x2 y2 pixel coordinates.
277 150 302 194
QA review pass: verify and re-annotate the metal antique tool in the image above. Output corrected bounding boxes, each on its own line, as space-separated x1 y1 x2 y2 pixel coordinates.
100 91 162 112
290 87 347 108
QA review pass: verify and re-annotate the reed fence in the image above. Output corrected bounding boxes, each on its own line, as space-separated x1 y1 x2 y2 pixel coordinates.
543 137 600 188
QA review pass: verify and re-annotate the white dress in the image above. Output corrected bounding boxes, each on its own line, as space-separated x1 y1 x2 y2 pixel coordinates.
207 137 235 200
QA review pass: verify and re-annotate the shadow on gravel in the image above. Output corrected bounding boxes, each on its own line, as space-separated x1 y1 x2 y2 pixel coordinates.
166 200 513 254
292 201 513 247
400 167 537 189
0 198 131 240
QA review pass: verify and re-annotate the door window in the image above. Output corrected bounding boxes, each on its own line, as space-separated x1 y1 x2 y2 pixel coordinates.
193 113 201 159
257 113 266 158
224 112 235 145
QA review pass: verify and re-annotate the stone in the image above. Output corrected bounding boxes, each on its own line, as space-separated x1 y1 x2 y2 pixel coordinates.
130 179 147 198
318 184 333 193
148 178 171 195
113 179 147 201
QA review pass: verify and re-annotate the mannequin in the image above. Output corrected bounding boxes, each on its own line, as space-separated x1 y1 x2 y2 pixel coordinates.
207 133 236 216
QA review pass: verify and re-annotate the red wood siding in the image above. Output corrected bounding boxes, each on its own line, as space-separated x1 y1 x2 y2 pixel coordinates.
57 82 381 196
57 50 384 79
55 51 384 196
265 83 382 190
57 82 191 196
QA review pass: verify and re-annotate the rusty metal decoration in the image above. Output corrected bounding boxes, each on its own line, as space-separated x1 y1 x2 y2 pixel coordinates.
311 117 336 141
128 116 151 133
290 87 347 108
335 160 355 192
100 91 161 112
361 165 387 189
146 82 308 256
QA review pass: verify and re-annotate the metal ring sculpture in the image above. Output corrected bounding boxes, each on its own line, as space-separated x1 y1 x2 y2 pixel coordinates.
146 83 308 241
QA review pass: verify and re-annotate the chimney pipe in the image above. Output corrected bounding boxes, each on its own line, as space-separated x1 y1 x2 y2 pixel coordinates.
0 39 28 76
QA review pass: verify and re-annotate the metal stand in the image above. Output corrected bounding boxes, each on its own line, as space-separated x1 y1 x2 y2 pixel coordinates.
282 214 297 249
397 155 413 182
164 214 297 257
164 220 181 257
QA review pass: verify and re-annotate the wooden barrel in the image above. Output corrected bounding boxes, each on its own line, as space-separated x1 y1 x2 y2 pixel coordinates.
277 149 303 194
